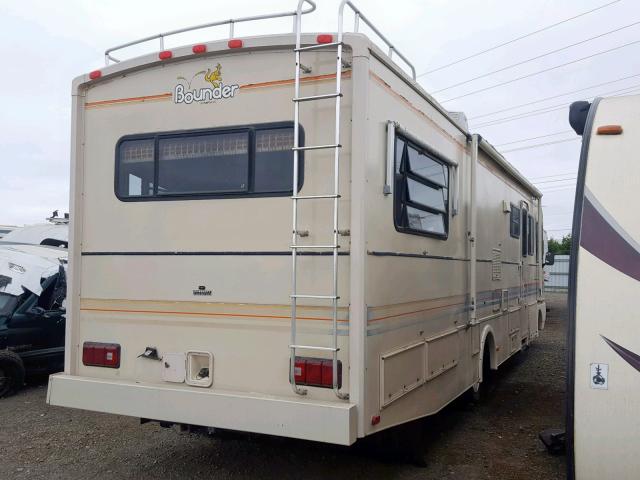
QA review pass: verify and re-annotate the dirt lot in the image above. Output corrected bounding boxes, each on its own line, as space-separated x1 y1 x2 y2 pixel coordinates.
0 294 568 479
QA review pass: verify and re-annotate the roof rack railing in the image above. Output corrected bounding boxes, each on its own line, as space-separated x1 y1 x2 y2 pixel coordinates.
338 1 416 80
104 0 316 65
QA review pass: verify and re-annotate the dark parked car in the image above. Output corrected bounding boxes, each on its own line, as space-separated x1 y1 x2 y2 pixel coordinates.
0 267 66 397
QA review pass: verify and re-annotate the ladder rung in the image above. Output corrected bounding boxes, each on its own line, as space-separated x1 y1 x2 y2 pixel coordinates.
293 144 341 152
295 42 343 52
291 294 340 300
290 345 340 352
292 194 340 200
290 245 339 249
293 93 342 102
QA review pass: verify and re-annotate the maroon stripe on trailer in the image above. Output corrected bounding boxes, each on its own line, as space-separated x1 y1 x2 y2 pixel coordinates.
602 336 640 373
580 197 640 282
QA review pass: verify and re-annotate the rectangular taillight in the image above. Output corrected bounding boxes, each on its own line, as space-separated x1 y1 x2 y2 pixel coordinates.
292 357 341 389
82 342 121 368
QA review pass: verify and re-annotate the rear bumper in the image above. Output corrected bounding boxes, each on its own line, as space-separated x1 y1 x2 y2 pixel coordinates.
47 374 357 445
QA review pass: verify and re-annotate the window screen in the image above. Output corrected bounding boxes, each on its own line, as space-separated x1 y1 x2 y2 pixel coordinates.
116 139 155 198
510 204 521 239
394 136 449 238
254 129 294 193
158 132 249 195
115 123 298 200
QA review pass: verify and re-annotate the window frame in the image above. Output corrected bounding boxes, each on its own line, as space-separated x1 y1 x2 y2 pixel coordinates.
510 204 521 239
114 121 304 202
393 134 450 239
527 214 535 256
521 208 529 258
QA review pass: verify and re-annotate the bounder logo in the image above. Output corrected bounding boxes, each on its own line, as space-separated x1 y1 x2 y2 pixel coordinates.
174 63 239 104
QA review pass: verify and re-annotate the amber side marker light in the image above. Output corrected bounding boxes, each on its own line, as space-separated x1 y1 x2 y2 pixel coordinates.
597 125 623 135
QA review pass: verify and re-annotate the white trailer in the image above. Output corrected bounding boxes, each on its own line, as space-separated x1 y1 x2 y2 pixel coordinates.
47 1 547 446
566 95 640 479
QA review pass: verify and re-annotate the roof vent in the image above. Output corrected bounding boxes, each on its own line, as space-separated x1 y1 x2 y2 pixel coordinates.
447 111 469 131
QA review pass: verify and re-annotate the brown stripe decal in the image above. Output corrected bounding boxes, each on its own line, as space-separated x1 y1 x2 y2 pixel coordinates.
602 336 640 373
581 196 640 282
85 71 351 109
80 306 344 323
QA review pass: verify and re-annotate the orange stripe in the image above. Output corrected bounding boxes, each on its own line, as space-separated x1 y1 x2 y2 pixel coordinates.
80 307 345 323
84 71 351 109
85 93 172 108
239 71 351 90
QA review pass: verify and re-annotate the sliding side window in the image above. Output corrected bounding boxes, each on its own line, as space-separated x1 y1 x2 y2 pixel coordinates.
116 123 298 200
394 136 449 238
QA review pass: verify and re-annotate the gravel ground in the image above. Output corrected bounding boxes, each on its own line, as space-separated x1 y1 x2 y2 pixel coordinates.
0 294 568 479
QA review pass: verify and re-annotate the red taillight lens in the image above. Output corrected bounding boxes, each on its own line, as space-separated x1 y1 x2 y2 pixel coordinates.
316 34 333 44
192 44 207 54
82 342 121 368
158 50 173 60
292 357 342 389
228 39 243 49
89 70 102 80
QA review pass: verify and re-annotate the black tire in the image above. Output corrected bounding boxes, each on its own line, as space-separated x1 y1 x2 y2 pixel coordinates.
0 350 25 398
473 344 496 403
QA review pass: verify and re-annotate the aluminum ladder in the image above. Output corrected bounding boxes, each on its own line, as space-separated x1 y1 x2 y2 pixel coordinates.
289 0 347 400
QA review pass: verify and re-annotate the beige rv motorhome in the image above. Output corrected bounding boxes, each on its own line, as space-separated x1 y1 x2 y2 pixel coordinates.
47 1 547 446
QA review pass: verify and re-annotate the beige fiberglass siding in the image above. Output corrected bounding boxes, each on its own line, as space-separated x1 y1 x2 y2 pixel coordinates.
574 96 640 479
360 53 541 433
77 47 352 399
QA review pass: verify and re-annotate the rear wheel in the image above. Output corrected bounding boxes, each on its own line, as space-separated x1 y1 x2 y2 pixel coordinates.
474 341 496 402
0 350 25 398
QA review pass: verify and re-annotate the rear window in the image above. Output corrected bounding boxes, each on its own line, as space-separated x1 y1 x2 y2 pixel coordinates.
115 123 300 200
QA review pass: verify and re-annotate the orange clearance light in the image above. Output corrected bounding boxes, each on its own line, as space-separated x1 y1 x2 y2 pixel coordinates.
597 125 623 135
228 39 243 49
158 50 173 60
89 70 102 80
192 44 207 54
316 34 333 44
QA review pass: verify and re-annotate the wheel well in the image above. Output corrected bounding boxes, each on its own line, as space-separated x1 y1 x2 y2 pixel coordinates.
483 333 497 370
538 309 545 331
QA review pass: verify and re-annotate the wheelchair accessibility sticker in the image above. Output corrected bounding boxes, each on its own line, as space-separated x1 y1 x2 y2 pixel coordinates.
590 363 608 390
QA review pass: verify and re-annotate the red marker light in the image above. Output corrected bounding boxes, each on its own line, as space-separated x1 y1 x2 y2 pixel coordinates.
82 342 121 368
371 415 381 426
192 44 207 54
228 39 243 49
316 34 333 44
158 50 173 60
89 70 102 80
291 357 342 389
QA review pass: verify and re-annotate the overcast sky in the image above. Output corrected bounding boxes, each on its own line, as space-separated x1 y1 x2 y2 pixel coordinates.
1 0 638 237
